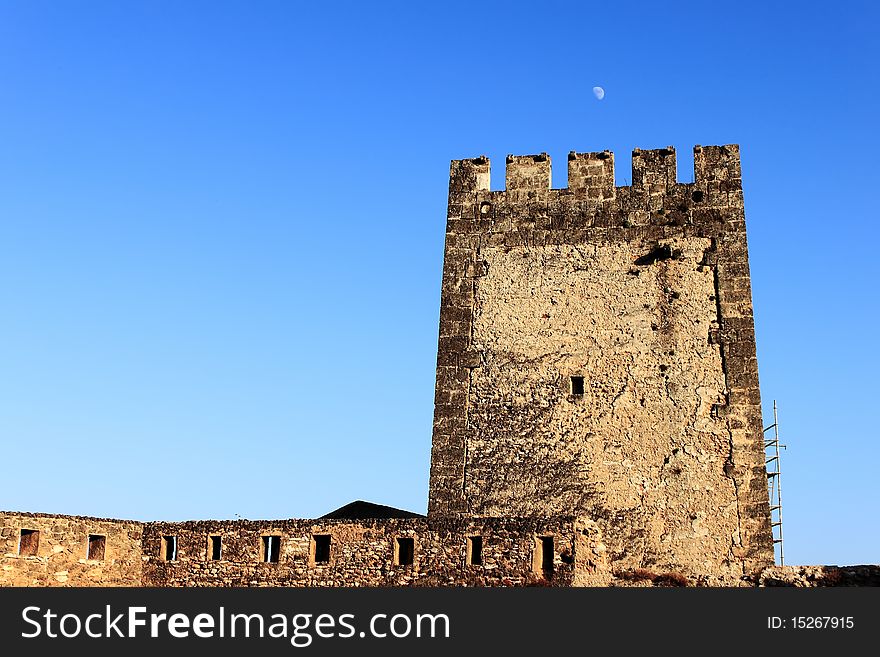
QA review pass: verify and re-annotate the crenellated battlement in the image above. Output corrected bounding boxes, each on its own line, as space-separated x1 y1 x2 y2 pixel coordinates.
568 150 615 200
449 145 742 198
506 153 551 191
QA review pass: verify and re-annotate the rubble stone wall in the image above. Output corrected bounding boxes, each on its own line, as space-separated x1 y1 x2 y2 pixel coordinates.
142 516 586 587
0 512 143 586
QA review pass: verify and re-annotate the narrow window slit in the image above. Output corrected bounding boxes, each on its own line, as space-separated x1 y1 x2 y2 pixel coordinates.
19 529 39 556
162 536 177 561
87 534 106 560
395 537 414 566
262 536 281 563
312 534 331 564
467 536 482 565
533 535 555 580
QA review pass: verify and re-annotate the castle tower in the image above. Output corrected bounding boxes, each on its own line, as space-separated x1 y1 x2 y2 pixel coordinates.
428 146 774 574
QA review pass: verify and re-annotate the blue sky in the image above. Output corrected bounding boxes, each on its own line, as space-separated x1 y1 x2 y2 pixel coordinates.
0 1 876 567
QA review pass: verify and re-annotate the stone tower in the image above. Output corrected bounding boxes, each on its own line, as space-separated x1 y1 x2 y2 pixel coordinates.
428 146 774 574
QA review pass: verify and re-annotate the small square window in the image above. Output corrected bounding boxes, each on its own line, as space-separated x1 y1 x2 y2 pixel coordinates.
19 529 39 557
467 536 482 565
87 534 106 560
209 536 222 561
312 534 331 564
162 536 178 561
570 376 585 396
394 537 414 566
262 536 281 563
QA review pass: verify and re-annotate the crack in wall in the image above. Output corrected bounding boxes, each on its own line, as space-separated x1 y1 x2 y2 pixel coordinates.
707 239 746 572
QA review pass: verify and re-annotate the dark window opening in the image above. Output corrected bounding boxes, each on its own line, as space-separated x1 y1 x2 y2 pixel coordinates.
262 536 281 563
19 529 39 557
570 376 585 396
162 536 177 561
209 536 222 561
467 536 483 565
395 537 414 566
539 536 555 577
87 534 106 560
635 244 681 266
313 534 331 564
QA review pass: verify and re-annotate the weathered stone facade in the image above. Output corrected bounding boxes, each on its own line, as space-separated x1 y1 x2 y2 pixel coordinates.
0 512 143 586
1 511 608 587
749 565 880 587
428 146 774 578
142 516 597 587
4 144 866 587
3 511 877 587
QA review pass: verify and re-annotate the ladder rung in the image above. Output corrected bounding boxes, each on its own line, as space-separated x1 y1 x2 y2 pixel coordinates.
773 539 783 544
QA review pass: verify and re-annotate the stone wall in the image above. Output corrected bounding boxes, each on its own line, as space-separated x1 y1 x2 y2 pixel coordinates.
142 516 593 587
751 565 880 587
2 510 873 587
0 511 615 587
0 512 143 586
428 146 774 578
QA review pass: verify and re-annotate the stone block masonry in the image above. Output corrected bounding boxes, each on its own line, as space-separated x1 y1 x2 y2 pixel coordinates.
142 516 595 587
0 512 143 586
2 512 609 586
428 146 774 578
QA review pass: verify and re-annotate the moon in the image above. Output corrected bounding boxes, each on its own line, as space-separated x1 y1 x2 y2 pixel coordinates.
592 86 605 100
